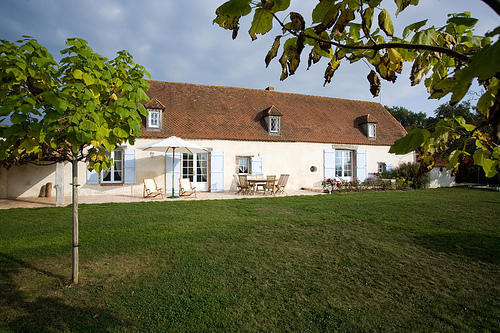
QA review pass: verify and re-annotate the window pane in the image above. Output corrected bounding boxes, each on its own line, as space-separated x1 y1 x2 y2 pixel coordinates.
238 157 249 174
102 170 111 182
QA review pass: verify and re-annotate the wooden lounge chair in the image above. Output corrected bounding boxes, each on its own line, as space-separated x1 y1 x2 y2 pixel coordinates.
274 174 289 195
238 174 253 194
234 174 243 194
179 178 197 198
144 178 164 199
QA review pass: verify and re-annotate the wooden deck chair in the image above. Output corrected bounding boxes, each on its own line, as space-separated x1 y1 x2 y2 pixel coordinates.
257 175 276 195
144 178 164 199
179 178 197 198
233 174 243 194
275 174 289 195
238 174 252 194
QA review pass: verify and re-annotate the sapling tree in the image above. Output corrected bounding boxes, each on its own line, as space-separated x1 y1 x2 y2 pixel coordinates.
0 37 150 283
214 0 500 177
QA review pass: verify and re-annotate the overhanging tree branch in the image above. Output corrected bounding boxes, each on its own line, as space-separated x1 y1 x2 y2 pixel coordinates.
271 13 470 62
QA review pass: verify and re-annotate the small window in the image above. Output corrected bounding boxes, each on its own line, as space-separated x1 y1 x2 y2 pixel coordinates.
378 162 386 174
238 157 250 174
101 150 123 184
269 116 280 134
367 123 376 138
147 109 161 129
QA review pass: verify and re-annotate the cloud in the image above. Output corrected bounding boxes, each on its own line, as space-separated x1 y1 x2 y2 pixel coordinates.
0 0 497 116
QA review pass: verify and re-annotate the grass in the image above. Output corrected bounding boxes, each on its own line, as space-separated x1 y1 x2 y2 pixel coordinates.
0 188 499 332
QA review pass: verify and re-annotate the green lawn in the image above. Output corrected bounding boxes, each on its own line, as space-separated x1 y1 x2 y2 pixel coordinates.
0 188 499 332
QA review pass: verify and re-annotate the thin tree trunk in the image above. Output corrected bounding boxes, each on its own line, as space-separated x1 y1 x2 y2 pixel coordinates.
72 158 79 284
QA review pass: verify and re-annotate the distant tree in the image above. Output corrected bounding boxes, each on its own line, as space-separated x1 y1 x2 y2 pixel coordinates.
0 37 150 283
385 105 428 131
426 101 479 128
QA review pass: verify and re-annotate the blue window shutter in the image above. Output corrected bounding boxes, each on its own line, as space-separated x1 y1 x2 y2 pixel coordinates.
356 150 367 182
86 164 99 185
251 156 263 175
387 163 393 173
124 150 136 184
166 153 181 194
211 151 224 192
324 149 335 180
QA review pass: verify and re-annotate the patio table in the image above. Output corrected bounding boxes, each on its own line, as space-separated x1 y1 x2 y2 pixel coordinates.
247 177 275 194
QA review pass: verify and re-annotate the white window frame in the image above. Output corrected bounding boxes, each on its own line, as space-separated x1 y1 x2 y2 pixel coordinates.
269 116 280 134
238 156 251 174
147 109 161 129
335 150 353 180
367 123 376 138
101 150 123 184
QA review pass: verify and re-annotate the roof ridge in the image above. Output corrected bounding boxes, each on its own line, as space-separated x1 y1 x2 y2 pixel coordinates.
147 80 383 106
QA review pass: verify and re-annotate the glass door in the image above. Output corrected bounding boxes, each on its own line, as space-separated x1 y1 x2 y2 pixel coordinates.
335 150 353 181
182 153 209 191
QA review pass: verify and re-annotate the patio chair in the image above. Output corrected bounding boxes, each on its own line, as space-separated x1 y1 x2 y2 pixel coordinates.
274 174 289 195
143 178 164 199
257 175 276 195
238 174 253 194
179 178 197 198
233 174 243 194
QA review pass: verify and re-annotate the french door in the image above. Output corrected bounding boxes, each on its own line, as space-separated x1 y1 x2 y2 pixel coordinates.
335 150 353 181
182 153 209 191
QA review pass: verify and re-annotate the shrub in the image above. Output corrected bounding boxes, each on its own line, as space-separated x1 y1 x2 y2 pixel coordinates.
391 162 430 189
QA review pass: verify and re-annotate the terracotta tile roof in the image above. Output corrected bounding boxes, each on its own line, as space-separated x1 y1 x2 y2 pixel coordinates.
140 81 407 146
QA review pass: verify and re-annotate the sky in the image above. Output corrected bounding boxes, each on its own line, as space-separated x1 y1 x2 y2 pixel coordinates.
0 0 498 116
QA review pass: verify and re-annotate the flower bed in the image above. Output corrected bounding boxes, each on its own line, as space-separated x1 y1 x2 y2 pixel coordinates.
322 177 403 193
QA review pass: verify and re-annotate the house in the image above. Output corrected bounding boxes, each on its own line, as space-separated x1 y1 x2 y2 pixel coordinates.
429 160 456 188
0 81 414 199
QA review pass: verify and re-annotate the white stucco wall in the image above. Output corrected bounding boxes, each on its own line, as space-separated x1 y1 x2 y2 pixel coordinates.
0 138 414 198
429 167 456 188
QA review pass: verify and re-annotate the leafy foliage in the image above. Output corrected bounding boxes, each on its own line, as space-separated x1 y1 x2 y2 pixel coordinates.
214 0 500 177
0 37 150 170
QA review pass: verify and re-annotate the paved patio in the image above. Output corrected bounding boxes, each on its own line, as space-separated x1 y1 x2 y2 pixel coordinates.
0 189 323 209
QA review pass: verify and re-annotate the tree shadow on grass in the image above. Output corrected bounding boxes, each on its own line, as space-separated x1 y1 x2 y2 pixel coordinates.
412 233 500 264
0 252 130 332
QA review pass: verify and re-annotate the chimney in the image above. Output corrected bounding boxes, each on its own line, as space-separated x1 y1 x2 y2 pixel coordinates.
265 86 275 91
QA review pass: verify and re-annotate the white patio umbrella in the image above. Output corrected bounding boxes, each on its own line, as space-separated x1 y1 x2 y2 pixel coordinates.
140 136 208 198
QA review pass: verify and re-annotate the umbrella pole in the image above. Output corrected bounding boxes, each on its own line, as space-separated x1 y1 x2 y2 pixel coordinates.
168 147 178 198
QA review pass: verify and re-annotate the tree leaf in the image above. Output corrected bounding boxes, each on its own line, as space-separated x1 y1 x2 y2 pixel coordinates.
265 36 281 68
333 9 355 35
362 7 374 35
378 9 394 37
367 70 380 97
249 8 274 40
290 12 305 32
447 16 478 28
113 127 128 138
323 53 341 86
73 69 83 79
389 128 430 154
395 0 419 16
271 0 290 13
402 19 427 39
216 0 252 17
312 0 335 24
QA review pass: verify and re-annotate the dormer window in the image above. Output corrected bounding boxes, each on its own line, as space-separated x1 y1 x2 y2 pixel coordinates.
269 116 280 134
367 123 376 138
356 114 377 139
262 105 282 136
147 108 162 130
